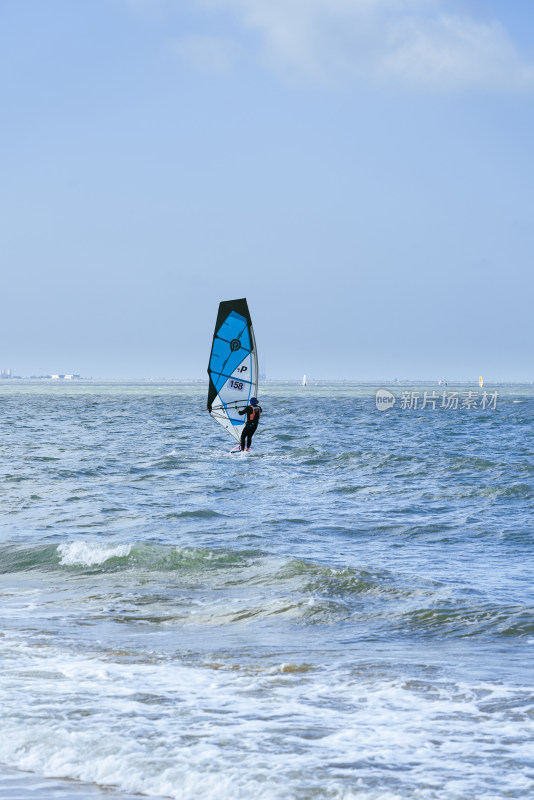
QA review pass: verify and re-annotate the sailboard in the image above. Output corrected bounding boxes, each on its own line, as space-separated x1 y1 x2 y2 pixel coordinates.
207 298 258 443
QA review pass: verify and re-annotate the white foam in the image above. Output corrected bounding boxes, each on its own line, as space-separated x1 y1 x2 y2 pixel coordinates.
0 633 532 800
57 542 131 567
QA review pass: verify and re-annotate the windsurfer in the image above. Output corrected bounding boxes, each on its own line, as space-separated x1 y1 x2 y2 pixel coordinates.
237 397 262 451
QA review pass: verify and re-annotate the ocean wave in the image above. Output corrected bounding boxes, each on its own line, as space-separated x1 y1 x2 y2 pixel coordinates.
396 603 534 638
1 542 533 640
57 542 132 567
0 543 257 575
164 509 225 519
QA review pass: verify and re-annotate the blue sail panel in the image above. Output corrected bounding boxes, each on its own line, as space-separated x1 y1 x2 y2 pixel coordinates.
217 311 250 349
209 311 252 394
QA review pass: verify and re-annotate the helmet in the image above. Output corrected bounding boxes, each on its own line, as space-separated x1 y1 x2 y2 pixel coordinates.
250 397 258 407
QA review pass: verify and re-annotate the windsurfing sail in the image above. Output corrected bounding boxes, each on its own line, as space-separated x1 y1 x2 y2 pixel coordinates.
207 298 258 442
302 374 307 387
479 375 484 388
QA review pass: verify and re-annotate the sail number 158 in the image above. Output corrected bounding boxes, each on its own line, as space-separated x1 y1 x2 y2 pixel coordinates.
228 379 244 391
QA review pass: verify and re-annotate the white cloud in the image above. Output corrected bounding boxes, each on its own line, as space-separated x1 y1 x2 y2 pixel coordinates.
194 0 534 91
380 14 534 90
172 34 240 74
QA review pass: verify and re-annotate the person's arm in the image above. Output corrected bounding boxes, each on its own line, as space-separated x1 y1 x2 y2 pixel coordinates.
238 406 249 416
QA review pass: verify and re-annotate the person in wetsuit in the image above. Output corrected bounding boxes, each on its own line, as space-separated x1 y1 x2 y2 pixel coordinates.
237 397 262 451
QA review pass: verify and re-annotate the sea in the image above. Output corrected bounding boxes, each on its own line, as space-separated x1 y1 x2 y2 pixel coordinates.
0 380 533 800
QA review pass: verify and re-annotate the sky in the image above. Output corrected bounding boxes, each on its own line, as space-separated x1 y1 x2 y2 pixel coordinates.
1 0 533 381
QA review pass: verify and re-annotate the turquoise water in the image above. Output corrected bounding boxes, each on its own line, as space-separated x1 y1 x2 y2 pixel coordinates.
0 381 533 799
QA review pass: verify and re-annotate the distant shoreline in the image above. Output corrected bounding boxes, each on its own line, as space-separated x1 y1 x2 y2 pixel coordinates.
0 378 532 386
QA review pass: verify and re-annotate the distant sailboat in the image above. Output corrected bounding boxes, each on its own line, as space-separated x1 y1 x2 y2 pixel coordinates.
302 374 307 387
479 376 484 388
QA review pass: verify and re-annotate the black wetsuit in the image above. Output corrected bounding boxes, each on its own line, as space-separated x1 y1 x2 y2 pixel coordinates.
238 404 262 449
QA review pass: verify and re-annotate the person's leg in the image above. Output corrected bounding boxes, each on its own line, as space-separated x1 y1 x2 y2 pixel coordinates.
240 428 247 451
247 422 259 449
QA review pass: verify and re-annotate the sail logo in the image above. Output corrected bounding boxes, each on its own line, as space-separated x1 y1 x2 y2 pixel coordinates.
376 389 396 411
230 339 241 352
236 365 248 373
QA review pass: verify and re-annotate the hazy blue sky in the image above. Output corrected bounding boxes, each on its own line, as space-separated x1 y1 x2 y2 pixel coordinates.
1 0 533 380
